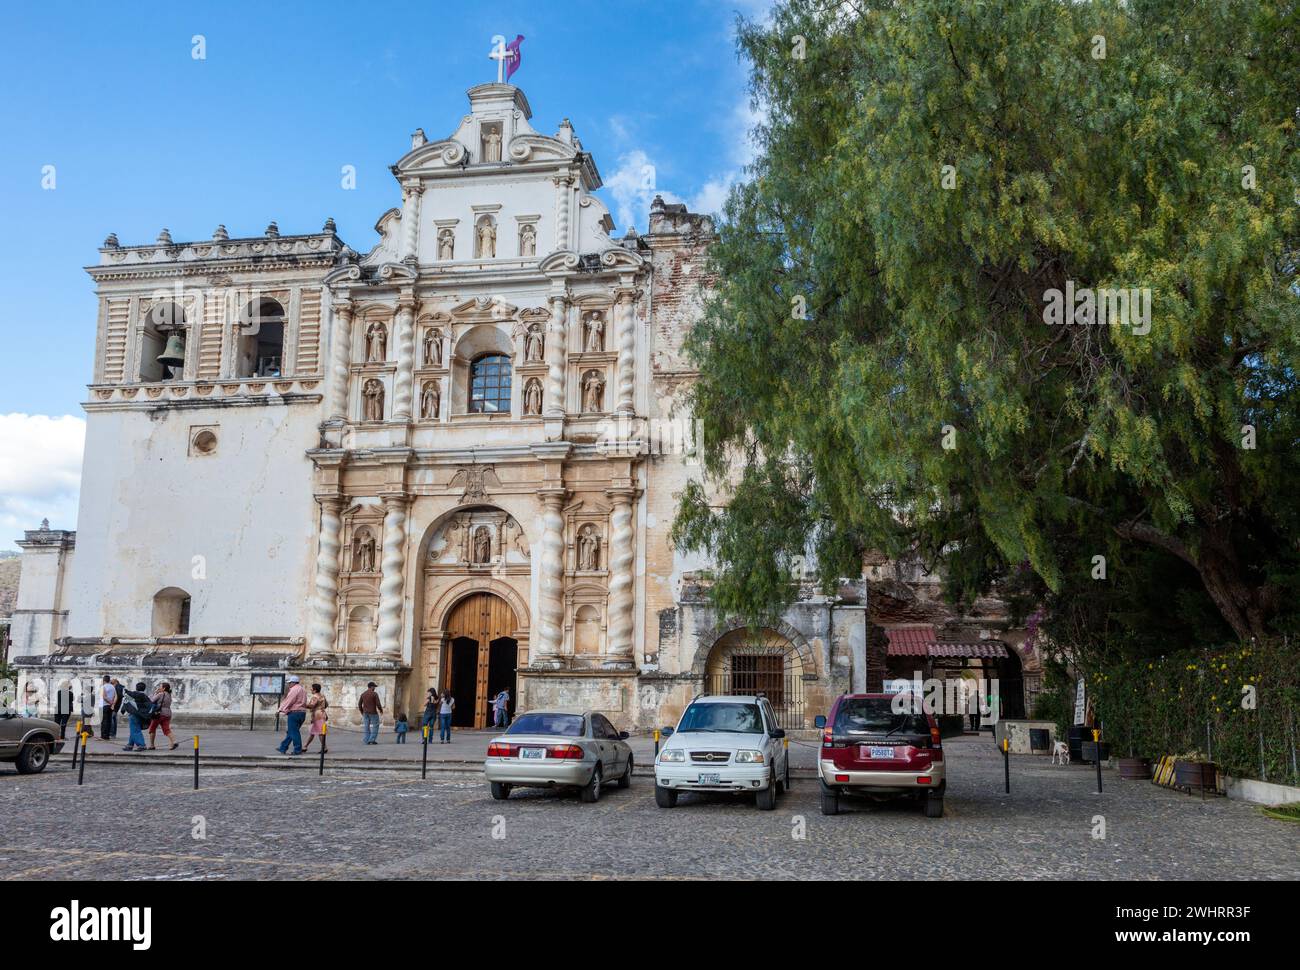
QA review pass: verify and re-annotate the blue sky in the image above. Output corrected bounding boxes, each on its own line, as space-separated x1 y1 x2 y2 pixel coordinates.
0 0 769 544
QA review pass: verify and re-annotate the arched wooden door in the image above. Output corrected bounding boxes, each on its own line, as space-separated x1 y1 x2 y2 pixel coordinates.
444 593 518 728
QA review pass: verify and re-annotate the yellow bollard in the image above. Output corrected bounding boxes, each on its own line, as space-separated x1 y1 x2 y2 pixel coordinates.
193 734 200 789
654 727 661 757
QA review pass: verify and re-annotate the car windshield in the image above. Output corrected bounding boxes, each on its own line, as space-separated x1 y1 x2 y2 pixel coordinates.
834 697 929 736
677 702 764 734
505 713 584 737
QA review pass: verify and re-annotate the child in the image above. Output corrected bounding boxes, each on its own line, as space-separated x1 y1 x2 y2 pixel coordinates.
394 713 409 744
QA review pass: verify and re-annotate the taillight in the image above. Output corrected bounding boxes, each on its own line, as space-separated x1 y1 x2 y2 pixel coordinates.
822 726 833 747
546 744 585 760
834 774 850 783
487 742 515 758
916 776 933 785
929 724 942 747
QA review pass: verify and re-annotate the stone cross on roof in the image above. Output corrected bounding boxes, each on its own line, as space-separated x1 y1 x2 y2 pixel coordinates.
488 34 522 84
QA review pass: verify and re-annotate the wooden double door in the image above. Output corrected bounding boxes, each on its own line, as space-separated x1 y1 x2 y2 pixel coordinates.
444 593 518 729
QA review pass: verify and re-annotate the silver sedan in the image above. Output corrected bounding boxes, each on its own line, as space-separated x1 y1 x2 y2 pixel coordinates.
483 709 634 802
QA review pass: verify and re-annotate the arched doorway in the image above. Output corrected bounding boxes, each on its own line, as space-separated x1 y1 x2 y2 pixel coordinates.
443 592 518 728
702 627 808 729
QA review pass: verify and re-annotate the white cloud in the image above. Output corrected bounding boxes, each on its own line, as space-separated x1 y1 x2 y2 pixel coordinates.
606 149 671 230
0 414 85 548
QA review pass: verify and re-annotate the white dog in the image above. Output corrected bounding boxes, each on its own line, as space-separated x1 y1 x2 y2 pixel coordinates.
1050 740 1070 765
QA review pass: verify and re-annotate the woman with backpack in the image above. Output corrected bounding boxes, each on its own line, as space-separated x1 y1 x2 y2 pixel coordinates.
147 682 178 750
121 681 154 752
302 683 328 754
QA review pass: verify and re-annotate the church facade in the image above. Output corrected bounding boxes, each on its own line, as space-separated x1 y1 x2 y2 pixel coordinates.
11 83 881 731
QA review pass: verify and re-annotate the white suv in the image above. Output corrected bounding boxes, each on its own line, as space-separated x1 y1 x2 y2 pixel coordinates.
654 695 790 810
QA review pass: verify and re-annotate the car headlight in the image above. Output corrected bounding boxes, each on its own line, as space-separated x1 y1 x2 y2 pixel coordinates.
659 748 685 763
734 749 765 764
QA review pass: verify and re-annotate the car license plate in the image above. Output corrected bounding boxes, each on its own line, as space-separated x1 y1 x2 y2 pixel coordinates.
520 747 545 760
863 746 895 759
697 773 721 785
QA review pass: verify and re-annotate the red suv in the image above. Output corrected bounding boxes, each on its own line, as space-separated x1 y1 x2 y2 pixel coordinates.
814 693 945 817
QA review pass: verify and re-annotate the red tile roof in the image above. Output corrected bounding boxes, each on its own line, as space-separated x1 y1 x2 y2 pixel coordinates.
884 625 1008 659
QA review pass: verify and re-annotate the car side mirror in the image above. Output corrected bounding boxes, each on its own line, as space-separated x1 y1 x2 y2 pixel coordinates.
771 728 786 740
618 731 630 740
661 726 674 738
814 715 827 729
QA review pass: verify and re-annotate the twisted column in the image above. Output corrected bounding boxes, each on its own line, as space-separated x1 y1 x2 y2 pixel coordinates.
400 183 423 261
391 296 417 422
533 490 567 666
328 303 354 421
376 496 409 658
614 288 637 416
605 489 636 666
553 175 572 251
545 294 568 417
307 496 343 657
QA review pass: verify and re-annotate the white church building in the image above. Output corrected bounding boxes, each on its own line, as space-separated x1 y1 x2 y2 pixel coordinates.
10 81 880 731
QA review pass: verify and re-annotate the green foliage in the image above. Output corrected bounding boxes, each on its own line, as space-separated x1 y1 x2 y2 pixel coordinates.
1032 657 1076 737
674 0 1300 641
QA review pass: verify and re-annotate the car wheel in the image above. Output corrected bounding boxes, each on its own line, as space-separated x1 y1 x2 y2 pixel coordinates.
654 784 677 808
756 770 777 811
489 781 512 801
820 789 840 816
16 741 50 775
924 794 944 818
617 755 633 789
579 765 603 803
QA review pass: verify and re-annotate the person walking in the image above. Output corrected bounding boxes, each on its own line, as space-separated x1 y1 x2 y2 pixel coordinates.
438 691 455 744
277 675 307 755
394 714 409 744
54 680 75 739
302 683 328 754
121 681 154 752
421 688 439 743
490 689 510 729
147 682 178 750
358 681 383 745
97 675 116 740
109 678 124 739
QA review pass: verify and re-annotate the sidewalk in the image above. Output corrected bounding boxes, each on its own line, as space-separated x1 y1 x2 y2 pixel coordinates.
59 722 832 774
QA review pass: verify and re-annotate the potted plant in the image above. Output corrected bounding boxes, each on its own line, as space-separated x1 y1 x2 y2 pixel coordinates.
1172 751 1218 793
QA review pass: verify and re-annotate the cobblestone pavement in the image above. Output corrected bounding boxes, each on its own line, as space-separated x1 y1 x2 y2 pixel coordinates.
4 737 1295 880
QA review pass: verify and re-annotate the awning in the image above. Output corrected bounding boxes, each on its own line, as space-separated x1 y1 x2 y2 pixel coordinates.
884 625 1009 659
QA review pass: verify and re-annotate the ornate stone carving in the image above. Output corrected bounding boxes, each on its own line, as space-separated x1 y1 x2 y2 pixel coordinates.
577 524 602 571
352 525 377 573
482 127 502 162
581 369 605 414
583 311 605 352
534 491 567 664
363 378 385 421
308 496 343 657
519 223 537 257
423 328 443 367
365 321 388 362
615 289 637 415
437 228 455 261
392 298 417 422
605 490 636 665
376 496 409 658
506 517 529 559
420 380 440 420
449 464 500 503
545 296 567 418
476 218 497 259
524 324 544 362
472 525 492 564
523 377 543 416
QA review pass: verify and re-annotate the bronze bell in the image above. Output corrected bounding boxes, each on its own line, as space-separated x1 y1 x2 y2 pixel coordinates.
157 333 186 370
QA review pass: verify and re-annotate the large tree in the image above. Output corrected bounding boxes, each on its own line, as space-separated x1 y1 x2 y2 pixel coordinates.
674 0 1300 641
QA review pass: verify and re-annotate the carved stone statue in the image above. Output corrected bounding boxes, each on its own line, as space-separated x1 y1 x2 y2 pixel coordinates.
420 380 440 420
423 328 443 367
519 223 536 257
437 228 455 261
365 322 387 362
581 369 604 413
472 525 492 564
524 377 543 415
476 219 497 259
482 128 502 162
352 527 376 572
524 324 544 362
577 525 601 571
363 379 385 421
583 311 604 352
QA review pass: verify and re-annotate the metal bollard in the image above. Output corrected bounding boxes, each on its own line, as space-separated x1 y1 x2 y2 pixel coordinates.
1093 729 1103 793
71 721 83 771
1002 736 1010 794
77 732 89 786
319 722 327 776
193 735 200 790
653 728 660 757
422 724 430 780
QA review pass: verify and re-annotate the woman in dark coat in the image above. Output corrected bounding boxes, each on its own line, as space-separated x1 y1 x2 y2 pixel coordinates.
421 688 439 743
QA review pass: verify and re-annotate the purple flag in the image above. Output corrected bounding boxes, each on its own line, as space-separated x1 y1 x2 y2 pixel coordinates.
505 34 524 82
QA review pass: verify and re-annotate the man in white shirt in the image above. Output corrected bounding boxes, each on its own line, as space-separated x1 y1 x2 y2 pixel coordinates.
98 675 117 740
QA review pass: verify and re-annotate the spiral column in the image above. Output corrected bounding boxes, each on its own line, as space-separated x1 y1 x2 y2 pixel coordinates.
614 287 637 416
376 495 409 659
391 295 417 423
307 496 343 657
533 489 567 666
544 294 568 418
604 488 636 667
328 302 354 421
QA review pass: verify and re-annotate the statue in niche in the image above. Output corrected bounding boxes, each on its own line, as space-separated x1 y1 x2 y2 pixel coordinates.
363 379 385 421
476 219 497 259
482 128 502 162
581 369 604 413
519 223 536 257
437 229 455 261
352 527 376 573
523 377 543 416
583 311 604 352
577 524 601 571
365 322 387 362
420 380 440 420
423 328 443 367
472 525 492 564
524 324 544 362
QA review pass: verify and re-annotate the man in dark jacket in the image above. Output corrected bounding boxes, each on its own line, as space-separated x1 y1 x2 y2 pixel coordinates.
358 682 383 745
120 682 153 752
